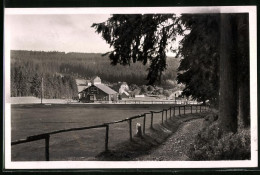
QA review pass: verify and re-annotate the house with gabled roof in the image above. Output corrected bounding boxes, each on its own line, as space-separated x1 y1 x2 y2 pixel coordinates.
120 91 130 99
79 77 118 102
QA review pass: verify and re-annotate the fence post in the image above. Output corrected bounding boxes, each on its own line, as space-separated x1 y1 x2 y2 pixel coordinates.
179 106 181 116
170 107 172 118
165 109 167 121
129 119 132 141
105 124 109 151
173 106 175 116
191 105 192 114
150 111 154 128
143 114 146 134
161 110 164 124
45 135 50 161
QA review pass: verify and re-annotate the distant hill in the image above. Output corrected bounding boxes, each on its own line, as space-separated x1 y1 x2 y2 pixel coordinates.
11 50 180 85
10 50 180 98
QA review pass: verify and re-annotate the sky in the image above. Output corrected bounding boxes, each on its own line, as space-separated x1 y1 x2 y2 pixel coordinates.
5 14 179 56
6 14 113 53
5 6 254 56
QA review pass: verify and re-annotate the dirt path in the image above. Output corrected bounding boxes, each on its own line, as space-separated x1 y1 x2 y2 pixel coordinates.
135 118 204 161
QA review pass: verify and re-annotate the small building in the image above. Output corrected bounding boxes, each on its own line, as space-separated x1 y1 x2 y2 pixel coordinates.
132 88 141 97
169 90 183 99
79 77 118 102
86 80 91 86
120 91 130 99
134 94 145 98
119 82 129 93
91 76 102 85
76 79 91 100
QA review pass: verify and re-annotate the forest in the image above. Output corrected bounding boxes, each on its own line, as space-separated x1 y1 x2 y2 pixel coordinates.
10 50 180 98
92 13 251 160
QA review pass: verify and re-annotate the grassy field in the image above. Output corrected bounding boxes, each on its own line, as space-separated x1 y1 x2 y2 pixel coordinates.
11 104 201 161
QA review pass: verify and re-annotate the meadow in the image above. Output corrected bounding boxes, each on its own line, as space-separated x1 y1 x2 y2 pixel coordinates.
12 103 195 161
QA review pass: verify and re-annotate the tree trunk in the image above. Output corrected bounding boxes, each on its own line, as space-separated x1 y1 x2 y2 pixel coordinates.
238 82 250 128
237 14 250 128
219 14 238 133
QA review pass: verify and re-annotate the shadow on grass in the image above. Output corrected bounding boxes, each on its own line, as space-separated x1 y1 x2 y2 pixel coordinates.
96 112 210 161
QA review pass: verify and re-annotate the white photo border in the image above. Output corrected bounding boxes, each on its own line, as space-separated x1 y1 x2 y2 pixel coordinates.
4 6 258 169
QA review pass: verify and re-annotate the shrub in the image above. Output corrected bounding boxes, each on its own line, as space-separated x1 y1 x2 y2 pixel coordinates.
147 85 154 92
188 123 250 160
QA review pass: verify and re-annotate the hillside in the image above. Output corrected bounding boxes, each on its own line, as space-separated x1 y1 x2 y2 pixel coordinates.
10 50 180 98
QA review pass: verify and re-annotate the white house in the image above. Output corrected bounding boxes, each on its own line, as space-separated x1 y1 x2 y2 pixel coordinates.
91 76 102 85
118 82 130 98
169 90 183 99
119 82 129 93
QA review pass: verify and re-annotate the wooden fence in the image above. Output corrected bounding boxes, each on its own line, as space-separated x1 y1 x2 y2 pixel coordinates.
11 104 209 161
90 100 200 105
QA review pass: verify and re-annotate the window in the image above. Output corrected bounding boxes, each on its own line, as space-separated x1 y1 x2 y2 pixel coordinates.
91 87 97 91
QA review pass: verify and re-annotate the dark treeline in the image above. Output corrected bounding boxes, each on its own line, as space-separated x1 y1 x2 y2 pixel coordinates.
11 50 180 98
11 50 79 98
11 65 78 99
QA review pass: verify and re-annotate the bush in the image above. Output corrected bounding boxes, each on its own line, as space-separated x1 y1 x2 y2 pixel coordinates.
147 85 154 92
188 123 250 160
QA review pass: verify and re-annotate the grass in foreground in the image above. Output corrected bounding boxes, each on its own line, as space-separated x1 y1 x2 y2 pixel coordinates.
96 113 208 161
12 104 198 161
188 113 251 160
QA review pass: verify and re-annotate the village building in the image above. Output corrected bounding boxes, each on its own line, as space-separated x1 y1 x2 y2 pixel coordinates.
120 91 130 99
76 79 91 99
118 82 130 99
134 94 145 98
131 88 141 97
119 82 129 92
91 76 101 85
79 76 118 102
169 90 183 99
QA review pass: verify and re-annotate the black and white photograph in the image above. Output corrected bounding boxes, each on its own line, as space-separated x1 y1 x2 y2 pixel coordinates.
4 6 257 169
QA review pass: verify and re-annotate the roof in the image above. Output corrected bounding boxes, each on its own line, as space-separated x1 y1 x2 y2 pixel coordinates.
76 79 86 85
95 84 117 94
122 91 129 96
78 86 89 93
76 79 91 86
92 76 101 81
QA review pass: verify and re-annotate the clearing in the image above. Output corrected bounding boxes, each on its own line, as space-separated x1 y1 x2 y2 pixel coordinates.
11 104 206 161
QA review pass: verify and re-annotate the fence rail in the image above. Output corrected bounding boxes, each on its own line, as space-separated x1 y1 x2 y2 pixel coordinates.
88 100 201 105
11 104 209 161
